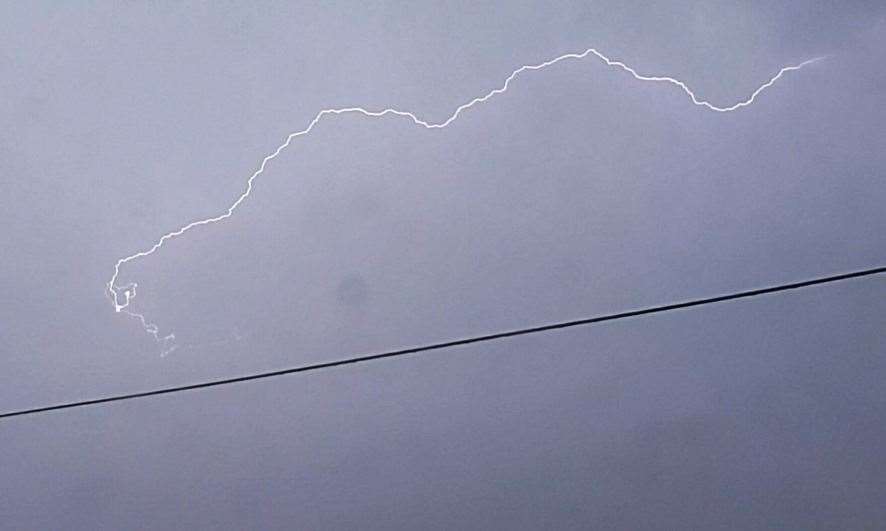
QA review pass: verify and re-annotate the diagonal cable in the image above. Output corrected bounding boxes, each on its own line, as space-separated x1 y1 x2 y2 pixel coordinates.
3 266 883 420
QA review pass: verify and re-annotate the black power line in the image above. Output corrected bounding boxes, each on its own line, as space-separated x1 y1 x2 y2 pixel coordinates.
2 266 883 420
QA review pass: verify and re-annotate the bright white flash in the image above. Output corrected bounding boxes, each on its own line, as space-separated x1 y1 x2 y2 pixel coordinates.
106 47 825 354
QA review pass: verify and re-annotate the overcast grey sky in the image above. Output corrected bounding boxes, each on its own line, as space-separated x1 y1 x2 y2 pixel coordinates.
2 2 885 529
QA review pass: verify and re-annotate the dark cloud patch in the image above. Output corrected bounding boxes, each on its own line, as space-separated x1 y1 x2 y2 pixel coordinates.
336 274 370 307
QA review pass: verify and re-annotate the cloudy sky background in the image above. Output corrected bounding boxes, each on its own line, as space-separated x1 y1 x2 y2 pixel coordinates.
2 2 885 528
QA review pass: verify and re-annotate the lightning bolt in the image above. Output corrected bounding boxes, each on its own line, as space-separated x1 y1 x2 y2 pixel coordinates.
107 47 826 354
